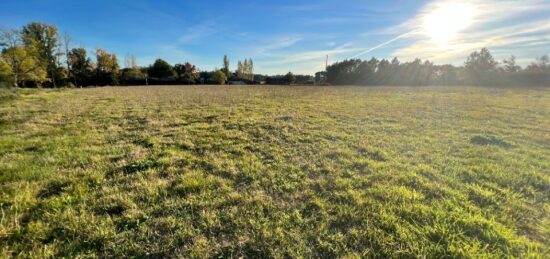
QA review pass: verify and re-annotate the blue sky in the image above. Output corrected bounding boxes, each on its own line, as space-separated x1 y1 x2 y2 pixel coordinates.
1 0 549 74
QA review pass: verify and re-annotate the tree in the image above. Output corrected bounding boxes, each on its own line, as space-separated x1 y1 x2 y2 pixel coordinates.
431 64 460 85
0 56 13 87
210 70 227 85
285 72 296 85
124 53 138 69
248 58 254 80
21 22 60 87
465 48 498 74
121 68 146 83
375 59 390 85
502 55 521 73
526 55 548 72
174 62 198 84
120 60 145 86
0 29 20 50
62 32 76 85
95 48 119 85
149 59 175 79
181 62 199 84
235 58 254 80
1 29 48 87
173 63 186 81
237 61 243 79
222 55 230 77
538 55 549 69
464 48 499 85
2 46 47 87
131 55 137 68
326 59 362 85
357 57 379 85
67 48 92 86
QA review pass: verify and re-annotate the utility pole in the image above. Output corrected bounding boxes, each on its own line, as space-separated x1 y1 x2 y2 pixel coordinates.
326 55 328 71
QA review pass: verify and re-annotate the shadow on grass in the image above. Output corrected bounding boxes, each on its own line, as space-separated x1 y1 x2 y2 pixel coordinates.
470 135 513 148
37 180 71 199
121 159 163 174
106 159 164 177
358 147 387 162
132 138 154 148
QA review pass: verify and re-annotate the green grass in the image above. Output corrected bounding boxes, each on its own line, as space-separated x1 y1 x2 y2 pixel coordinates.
0 86 549 257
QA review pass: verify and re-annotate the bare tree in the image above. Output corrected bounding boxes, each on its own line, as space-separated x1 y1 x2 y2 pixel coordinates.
62 32 78 86
0 29 21 49
502 55 520 73
131 54 137 68
124 53 138 69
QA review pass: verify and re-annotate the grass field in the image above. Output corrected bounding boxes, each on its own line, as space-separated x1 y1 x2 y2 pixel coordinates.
0 86 549 257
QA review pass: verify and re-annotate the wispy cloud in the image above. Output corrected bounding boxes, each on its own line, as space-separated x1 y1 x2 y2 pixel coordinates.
256 36 303 54
177 21 218 44
351 30 419 58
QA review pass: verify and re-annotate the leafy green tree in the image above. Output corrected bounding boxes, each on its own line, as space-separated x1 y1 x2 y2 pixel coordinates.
431 65 461 85
2 47 47 87
285 72 296 85
326 59 362 85
149 59 175 79
210 70 227 85
0 56 13 87
21 22 61 87
121 68 146 84
1 28 48 87
67 48 92 86
222 55 230 77
95 48 120 85
173 63 186 81
357 57 378 84
464 48 498 85
465 48 498 74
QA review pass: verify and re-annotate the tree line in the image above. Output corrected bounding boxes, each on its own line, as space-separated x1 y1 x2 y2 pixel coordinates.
321 48 549 86
0 22 260 87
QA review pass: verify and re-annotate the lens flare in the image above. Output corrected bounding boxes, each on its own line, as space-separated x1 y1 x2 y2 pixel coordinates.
422 2 477 44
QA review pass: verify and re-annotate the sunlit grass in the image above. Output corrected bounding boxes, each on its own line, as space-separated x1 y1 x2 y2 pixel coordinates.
0 86 549 257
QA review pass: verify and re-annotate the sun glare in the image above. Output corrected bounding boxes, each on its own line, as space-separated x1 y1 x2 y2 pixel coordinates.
422 2 476 44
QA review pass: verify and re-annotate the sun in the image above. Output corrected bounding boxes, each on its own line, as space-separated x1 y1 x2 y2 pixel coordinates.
422 2 476 44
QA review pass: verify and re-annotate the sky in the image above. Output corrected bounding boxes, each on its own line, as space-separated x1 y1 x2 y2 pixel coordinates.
1 0 549 75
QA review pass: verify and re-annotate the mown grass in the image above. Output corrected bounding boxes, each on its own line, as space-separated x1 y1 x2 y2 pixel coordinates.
0 86 549 258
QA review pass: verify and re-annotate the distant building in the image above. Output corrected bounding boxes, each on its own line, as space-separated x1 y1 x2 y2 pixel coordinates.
315 71 327 85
